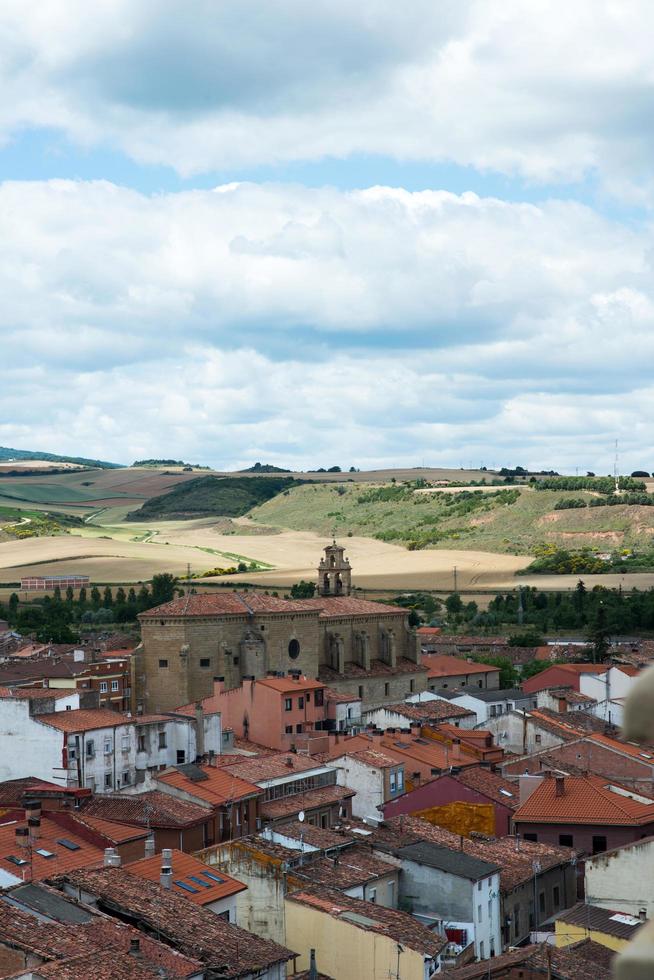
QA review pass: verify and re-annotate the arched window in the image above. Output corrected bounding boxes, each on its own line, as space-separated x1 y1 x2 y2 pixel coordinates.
288 639 300 659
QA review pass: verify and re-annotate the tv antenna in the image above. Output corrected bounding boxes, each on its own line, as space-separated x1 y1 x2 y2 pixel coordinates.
614 439 620 494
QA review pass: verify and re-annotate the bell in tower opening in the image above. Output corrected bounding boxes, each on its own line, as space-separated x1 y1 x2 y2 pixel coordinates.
318 539 352 596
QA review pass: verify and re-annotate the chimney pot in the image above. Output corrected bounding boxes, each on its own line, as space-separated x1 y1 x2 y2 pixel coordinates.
555 776 565 797
160 849 173 889
145 836 156 858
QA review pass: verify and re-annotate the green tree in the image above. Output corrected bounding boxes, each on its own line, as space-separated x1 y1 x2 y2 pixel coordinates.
65 586 74 605
103 586 113 607
90 586 101 610
8 593 19 622
137 585 151 612
290 580 316 599
445 594 463 617
588 604 610 663
78 587 87 607
474 655 518 689
151 573 177 606
53 586 61 602
115 587 126 605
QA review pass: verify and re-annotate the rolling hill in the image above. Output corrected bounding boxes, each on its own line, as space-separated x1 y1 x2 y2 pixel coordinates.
125 475 302 521
0 446 122 468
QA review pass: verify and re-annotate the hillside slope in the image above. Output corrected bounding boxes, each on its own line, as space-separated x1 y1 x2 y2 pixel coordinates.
0 446 121 468
249 483 654 555
126 475 302 521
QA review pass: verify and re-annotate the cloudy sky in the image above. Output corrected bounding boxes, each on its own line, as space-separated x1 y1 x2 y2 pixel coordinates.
2 1 654 472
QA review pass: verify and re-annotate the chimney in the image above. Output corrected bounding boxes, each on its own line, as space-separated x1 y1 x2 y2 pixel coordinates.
555 776 565 797
160 848 173 889
15 826 29 849
145 836 156 858
24 799 41 842
639 908 647 922
195 702 205 757
412 771 421 787
129 938 140 956
450 738 462 762
309 948 318 980
103 847 121 867
410 723 421 737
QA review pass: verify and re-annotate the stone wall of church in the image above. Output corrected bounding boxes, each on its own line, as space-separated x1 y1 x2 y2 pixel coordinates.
140 611 320 712
319 614 418 671
325 671 428 709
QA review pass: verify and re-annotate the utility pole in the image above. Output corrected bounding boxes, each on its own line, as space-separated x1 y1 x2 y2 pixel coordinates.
453 565 458 594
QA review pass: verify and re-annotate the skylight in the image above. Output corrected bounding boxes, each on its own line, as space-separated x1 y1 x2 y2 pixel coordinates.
57 839 81 851
188 874 212 888
6 855 27 866
35 848 55 858
499 789 514 797
174 880 200 893
200 870 225 884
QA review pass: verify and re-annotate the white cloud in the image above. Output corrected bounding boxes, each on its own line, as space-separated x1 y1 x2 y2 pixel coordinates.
1 1 654 194
1 178 654 471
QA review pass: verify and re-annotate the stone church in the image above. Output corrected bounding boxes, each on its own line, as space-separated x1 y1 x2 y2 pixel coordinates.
137 542 426 712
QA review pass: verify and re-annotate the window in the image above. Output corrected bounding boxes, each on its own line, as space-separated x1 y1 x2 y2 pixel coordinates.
358 686 364 699
390 771 397 793
369 888 376 903
478 680 483 687
85 777 96 791
478 880 482 891
121 735 130 752
442 683 448 688
490 705 497 717
534 734 542 744
177 750 186 764
553 886 560 910
410 679 415 693
298 697 304 709
111 680 119 692
384 683 390 697
137 735 146 752
388 881 394 905
397 769 404 792
296 723 303 734
592 835 607 855
285 725 293 734
104 773 112 789
559 834 573 847
121 770 130 786
68 745 77 761
159 659 168 668
479 941 484 959
513 908 520 937
477 904 482 921
523 833 538 842
285 698 292 711
288 639 300 659
104 739 112 755
539 891 545 915
200 658 210 668
86 740 95 758
99 681 108 693
158 732 167 749
488 899 492 919
314 689 324 707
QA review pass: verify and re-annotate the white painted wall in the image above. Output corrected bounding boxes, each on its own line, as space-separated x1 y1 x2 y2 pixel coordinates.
0 700 63 784
581 668 636 724
586 838 654 918
326 754 388 820
363 705 476 730
483 711 566 755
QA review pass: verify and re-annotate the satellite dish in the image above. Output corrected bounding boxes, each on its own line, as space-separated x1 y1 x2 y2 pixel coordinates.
298 810 305 822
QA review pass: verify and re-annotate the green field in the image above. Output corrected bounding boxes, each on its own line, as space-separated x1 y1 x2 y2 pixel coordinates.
250 484 654 555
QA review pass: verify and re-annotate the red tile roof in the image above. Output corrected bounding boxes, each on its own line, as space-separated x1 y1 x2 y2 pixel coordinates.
421 654 500 677
38 708 129 733
139 591 406 620
157 765 261 806
323 687 361 703
256 675 325 694
0 686 77 700
292 845 397 890
382 700 475 722
0 813 105 879
127 849 246 905
335 748 400 769
260 783 355 820
62 867 294 976
287 886 446 957
453 766 519 807
514 773 654 826
81 790 211 829
219 751 328 783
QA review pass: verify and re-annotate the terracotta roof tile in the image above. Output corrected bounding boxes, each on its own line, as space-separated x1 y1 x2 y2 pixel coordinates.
0 686 77 700
127 849 246 905
38 708 129 733
287 885 446 957
421 654 501 677
557 902 646 940
260 783 355 820
453 766 520 807
334 748 400 769
440 939 614 980
156 765 261 806
291 845 397 890
513 773 654 826
139 591 317 619
61 867 293 976
219 751 329 783
81 790 211 829
323 687 361 703
256 675 325 694
0 813 105 879
381 701 475 722
374 815 575 892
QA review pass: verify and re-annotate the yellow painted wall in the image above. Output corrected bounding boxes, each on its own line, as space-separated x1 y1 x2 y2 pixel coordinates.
555 918 630 952
413 800 496 837
285 899 428 980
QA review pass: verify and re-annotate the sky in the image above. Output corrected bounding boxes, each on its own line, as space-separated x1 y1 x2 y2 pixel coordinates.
1 1 654 473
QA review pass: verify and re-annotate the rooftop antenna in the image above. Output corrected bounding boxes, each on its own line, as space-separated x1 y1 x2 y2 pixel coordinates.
614 439 620 494
186 563 191 594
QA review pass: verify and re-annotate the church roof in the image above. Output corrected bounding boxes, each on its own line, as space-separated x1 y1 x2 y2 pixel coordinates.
140 592 406 620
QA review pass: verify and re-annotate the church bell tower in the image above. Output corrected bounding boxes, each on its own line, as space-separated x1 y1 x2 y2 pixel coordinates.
318 540 352 597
